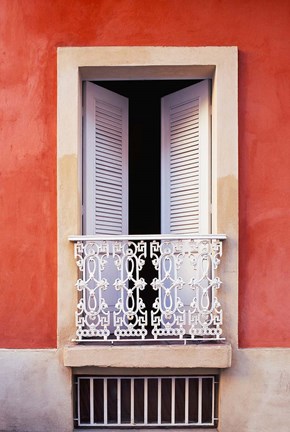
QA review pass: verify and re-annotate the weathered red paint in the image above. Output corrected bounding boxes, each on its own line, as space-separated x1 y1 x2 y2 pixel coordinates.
0 0 290 348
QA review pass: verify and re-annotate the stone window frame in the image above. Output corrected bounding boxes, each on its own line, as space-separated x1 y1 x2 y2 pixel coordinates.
57 47 238 368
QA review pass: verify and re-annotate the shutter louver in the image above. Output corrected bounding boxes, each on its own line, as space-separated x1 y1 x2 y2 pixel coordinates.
83 82 128 235
161 81 211 234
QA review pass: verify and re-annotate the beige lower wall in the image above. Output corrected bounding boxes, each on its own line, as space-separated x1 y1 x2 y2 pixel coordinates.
0 349 72 432
219 348 290 432
1 348 290 431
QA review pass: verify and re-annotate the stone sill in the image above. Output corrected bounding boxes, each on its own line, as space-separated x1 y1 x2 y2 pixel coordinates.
64 342 231 369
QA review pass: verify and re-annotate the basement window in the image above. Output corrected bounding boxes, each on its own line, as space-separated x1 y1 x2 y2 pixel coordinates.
74 375 218 428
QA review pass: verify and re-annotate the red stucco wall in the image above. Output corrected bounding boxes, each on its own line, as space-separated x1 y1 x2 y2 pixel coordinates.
0 0 290 348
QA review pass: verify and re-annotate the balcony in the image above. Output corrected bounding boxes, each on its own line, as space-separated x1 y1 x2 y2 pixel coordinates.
68 234 227 344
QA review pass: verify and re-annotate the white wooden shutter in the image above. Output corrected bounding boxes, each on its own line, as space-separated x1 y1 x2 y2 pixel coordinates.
161 80 211 234
83 82 128 235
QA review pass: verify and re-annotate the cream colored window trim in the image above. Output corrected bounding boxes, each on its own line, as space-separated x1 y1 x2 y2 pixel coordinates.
57 47 238 352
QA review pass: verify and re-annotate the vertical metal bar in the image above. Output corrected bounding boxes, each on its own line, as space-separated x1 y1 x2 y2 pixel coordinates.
185 377 189 425
158 378 161 425
144 378 148 425
73 378 77 422
211 377 215 425
90 378 94 425
198 377 202 425
171 377 175 425
104 378 108 426
130 378 134 425
77 378 81 427
117 378 121 425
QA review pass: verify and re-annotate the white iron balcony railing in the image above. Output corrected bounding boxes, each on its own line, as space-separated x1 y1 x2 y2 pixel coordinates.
69 234 226 343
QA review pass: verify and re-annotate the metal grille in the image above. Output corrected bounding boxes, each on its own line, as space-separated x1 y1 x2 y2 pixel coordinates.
74 375 218 428
69 234 226 343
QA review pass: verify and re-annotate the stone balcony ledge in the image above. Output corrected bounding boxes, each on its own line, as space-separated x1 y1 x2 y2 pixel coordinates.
64 342 231 369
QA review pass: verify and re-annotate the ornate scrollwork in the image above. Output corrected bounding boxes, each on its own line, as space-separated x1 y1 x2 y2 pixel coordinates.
113 240 147 339
71 236 225 342
188 239 223 338
75 240 110 340
150 240 186 339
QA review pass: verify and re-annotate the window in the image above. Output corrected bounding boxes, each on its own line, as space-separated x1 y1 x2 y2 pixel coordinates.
78 79 218 341
74 375 218 428
83 79 211 236
58 46 237 367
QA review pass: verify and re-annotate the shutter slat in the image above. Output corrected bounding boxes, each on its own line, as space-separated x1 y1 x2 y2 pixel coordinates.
95 164 123 175
95 142 122 155
171 120 199 131
171 185 199 195
171 110 199 121
169 99 199 114
95 132 122 145
171 149 200 161
171 134 199 147
171 181 199 190
95 154 122 165
171 174 199 185
171 167 199 179
171 108 199 122
97 183 122 192
95 102 122 118
95 193 124 204
94 219 123 228
171 159 199 171
94 121 122 134
171 166 199 176
171 210 199 218
171 140 199 153
94 114 122 128
96 211 123 220
171 105 199 119
171 123 199 134
95 126 122 140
